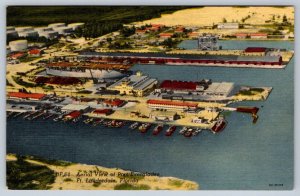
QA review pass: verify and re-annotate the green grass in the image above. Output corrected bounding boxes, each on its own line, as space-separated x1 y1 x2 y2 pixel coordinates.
25 155 73 166
168 179 184 187
114 183 150 190
7 159 55 190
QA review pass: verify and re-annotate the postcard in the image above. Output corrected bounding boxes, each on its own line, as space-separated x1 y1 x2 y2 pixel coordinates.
6 6 294 190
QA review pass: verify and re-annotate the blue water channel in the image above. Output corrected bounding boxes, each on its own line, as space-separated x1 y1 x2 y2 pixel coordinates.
7 40 294 190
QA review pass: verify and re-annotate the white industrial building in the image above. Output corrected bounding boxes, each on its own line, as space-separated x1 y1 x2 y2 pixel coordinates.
9 40 28 51
61 104 90 112
203 82 234 97
67 23 84 30
15 26 38 38
18 30 39 38
52 26 73 35
35 27 58 39
107 72 158 97
217 23 239 29
48 23 66 28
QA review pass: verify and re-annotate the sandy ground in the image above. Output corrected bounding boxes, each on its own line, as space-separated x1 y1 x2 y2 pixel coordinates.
134 7 294 27
6 154 199 190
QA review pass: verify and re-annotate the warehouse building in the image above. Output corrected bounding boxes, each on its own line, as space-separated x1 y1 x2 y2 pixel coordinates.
217 23 239 29
203 82 234 97
7 92 46 101
147 99 198 111
61 104 90 112
9 40 28 51
107 72 158 97
149 110 178 121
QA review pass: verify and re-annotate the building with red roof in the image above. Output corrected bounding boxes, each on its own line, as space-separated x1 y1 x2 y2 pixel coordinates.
244 47 268 56
92 109 113 116
160 80 198 91
8 92 46 101
235 33 248 39
28 49 41 57
10 52 25 59
249 33 268 39
147 99 198 111
64 111 81 119
104 99 125 107
188 32 199 38
159 33 173 39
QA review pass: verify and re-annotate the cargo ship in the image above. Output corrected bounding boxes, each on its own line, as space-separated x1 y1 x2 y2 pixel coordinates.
45 61 132 79
78 51 285 69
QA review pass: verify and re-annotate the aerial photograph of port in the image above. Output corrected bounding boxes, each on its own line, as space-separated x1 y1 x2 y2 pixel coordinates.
6 6 294 190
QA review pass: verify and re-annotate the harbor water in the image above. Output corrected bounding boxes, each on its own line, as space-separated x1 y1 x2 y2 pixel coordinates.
7 40 294 190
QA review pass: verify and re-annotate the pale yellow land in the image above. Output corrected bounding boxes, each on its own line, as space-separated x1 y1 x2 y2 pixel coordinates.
6 154 199 190
135 7 294 27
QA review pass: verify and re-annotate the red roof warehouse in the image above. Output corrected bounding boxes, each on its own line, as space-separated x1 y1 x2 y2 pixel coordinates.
8 92 46 100
65 111 81 119
147 99 198 111
160 80 197 91
92 109 113 116
104 99 125 107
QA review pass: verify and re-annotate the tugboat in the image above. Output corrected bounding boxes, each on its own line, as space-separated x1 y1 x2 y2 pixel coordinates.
179 127 188 135
165 126 176 136
129 122 139 130
183 128 193 138
211 116 227 134
152 124 164 135
139 123 151 133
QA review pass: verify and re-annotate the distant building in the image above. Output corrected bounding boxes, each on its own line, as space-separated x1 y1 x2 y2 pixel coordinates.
107 72 158 97
149 110 178 121
235 33 248 39
188 32 199 38
249 33 268 39
217 23 239 29
159 33 173 39
7 92 46 101
91 109 114 116
67 23 84 30
104 99 126 107
61 104 90 112
147 99 198 111
204 82 234 97
28 49 42 57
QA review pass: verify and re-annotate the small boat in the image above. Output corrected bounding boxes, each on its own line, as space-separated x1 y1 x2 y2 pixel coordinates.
139 123 151 133
211 116 227 134
152 124 163 135
184 128 193 138
165 126 176 136
192 128 203 136
179 127 188 135
115 121 125 128
92 119 104 126
129 122 139 130
84 118 94 124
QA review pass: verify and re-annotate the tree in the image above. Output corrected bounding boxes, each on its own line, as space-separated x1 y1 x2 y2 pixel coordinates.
282 15 288 23
222 18 227 23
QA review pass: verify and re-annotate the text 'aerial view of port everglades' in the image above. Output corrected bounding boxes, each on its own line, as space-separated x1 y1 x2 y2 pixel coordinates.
5 6 294 190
